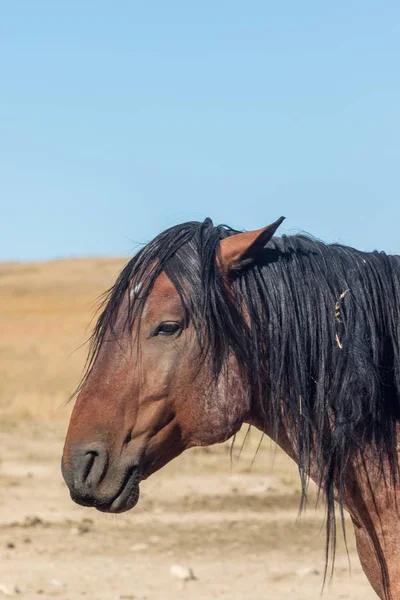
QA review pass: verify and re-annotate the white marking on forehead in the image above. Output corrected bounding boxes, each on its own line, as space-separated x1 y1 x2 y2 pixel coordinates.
130 282 142 299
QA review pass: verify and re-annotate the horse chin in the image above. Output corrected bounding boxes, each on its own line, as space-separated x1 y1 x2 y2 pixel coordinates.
96 479 141 514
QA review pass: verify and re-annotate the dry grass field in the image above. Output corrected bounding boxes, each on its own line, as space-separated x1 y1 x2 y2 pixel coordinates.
0 258 376 599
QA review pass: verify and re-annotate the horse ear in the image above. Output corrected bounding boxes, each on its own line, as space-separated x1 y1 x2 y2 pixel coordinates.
218 216 285 273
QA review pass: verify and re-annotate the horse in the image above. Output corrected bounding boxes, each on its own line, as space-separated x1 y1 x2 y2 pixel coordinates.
62 217 400 599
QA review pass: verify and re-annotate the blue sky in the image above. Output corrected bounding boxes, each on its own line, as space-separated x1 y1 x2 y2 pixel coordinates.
1 1 399 261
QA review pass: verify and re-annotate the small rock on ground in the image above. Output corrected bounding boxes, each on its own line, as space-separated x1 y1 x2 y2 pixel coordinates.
170 564 196 581
0 584 21 597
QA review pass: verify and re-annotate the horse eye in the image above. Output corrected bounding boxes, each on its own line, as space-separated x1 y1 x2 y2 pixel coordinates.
154 322 182 337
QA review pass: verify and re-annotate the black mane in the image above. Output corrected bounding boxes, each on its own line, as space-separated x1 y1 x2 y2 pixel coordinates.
83 218 400 577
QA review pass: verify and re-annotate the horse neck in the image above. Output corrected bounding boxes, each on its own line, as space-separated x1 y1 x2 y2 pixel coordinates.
246 408 304 473
245 403 334 493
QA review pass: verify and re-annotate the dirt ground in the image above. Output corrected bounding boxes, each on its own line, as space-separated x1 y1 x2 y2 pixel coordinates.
0 421 376 600
0 258 377 599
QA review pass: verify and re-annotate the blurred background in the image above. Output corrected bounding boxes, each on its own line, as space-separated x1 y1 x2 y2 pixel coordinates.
1 1 398 598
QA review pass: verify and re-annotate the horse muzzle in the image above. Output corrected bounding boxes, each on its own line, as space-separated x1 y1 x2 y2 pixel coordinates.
61 442 142 514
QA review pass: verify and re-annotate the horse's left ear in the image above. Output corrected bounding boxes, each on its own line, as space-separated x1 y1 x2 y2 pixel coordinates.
218 216 285 273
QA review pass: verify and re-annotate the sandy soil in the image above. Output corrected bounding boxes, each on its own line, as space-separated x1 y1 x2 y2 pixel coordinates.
0 420 376 600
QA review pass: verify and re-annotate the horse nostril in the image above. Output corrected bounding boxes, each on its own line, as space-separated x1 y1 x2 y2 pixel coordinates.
82 450 98 483
64 443 109 492
82 444 108 488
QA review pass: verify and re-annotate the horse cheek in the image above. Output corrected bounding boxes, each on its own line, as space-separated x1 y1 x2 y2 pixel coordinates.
177 360 249 448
